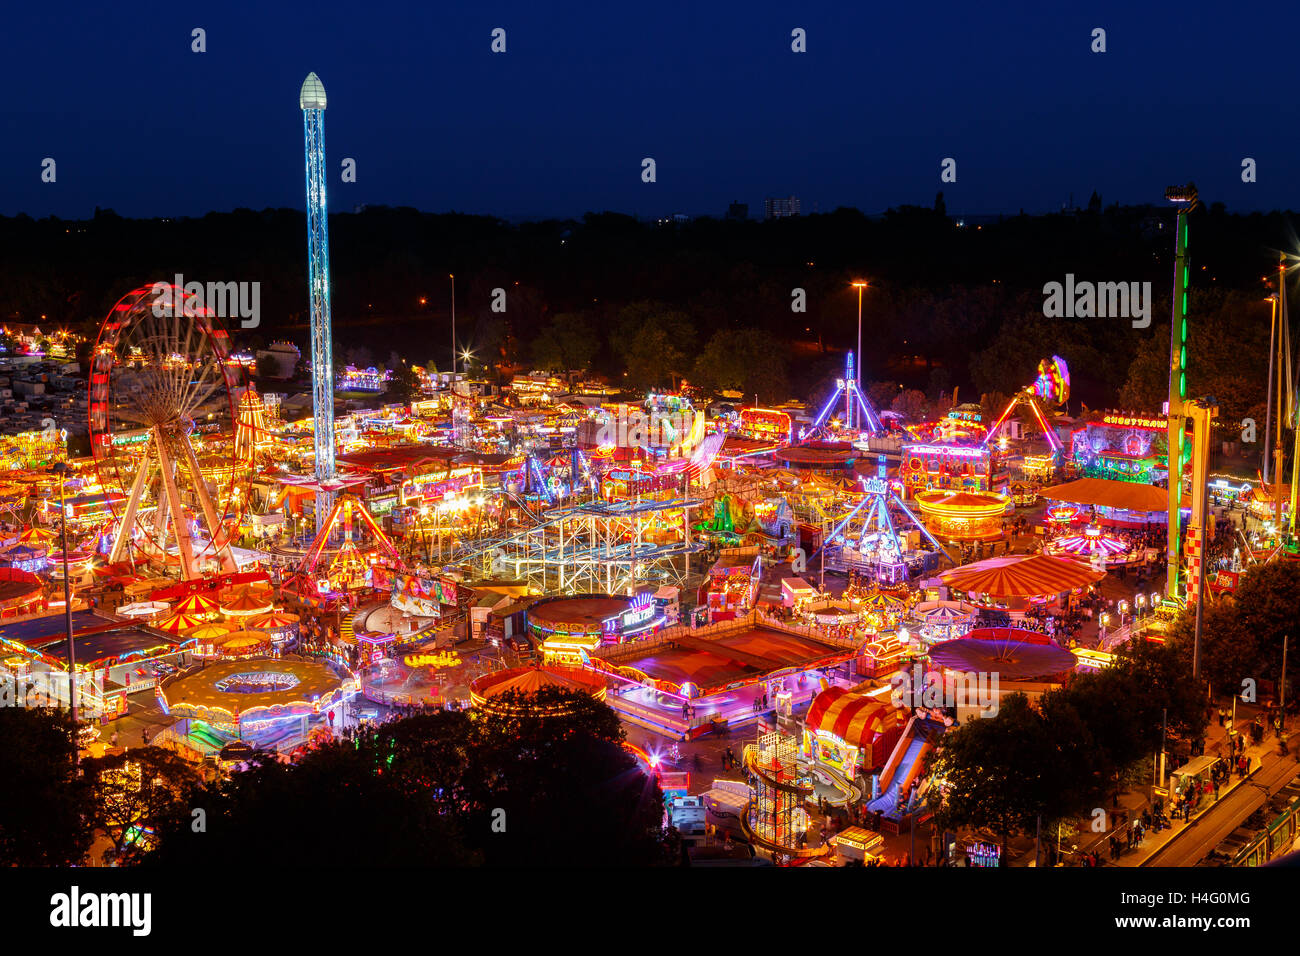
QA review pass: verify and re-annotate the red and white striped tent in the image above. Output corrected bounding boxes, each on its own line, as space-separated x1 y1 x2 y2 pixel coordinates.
941 553 1105 597
804 686 904 772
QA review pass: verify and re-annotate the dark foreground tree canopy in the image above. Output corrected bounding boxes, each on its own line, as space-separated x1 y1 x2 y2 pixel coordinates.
144 688 670 868
0 708 92 866
929 637 1207 850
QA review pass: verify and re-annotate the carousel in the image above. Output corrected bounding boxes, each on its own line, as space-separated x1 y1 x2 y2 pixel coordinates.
158 657 358 751
909 600 977 645
1045 525 1142 568
468 665 607 717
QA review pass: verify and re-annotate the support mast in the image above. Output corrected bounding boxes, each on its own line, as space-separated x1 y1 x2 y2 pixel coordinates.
302 72 336 534
1165 185 1197 601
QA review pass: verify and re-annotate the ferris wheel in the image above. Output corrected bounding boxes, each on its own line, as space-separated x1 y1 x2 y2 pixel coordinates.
88 283 248 578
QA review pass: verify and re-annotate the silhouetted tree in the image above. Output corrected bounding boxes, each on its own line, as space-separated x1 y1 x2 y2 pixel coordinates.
0 708 93 866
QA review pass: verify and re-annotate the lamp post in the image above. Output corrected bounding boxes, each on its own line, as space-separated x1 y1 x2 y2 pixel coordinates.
52 462 77 723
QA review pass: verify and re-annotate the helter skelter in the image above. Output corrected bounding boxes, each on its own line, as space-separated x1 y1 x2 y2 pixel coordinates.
89 284 248 579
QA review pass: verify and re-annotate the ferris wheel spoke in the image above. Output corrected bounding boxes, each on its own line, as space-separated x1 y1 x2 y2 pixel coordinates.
91 284 248 580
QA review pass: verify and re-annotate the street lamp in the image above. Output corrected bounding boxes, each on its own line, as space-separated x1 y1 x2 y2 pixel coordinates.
52 462 77 723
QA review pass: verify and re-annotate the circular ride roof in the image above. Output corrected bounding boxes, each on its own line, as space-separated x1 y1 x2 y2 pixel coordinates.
928 635 1077 680
528 595 634 630
772 444 856 469
0 570 43 609
160 657 351 723
915 489 1008 514
941 553 1105 597
470 665 606 700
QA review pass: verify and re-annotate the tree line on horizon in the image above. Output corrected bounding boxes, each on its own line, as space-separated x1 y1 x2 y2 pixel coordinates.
0 201 1292 417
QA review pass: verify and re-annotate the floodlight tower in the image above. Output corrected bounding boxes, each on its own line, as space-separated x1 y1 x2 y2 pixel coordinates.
302 72 336 533
1164 184 1198 602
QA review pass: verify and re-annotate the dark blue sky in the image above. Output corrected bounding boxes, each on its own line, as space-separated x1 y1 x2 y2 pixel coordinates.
1 1 1294 220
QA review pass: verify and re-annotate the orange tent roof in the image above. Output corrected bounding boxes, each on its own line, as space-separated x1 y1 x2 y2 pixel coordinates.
215 630 272 658
219 630 271 647
1042 477 1189 512
916 490 1006 509
184 622 235 641
941 553 1105 597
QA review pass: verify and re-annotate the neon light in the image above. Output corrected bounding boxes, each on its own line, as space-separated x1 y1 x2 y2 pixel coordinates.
904 443 987 458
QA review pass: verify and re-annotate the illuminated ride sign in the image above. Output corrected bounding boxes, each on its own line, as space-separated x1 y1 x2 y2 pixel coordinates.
399 470 480 505
604 469 679 494
861 477 889 496
1100 414 1167 431
604 592 662 637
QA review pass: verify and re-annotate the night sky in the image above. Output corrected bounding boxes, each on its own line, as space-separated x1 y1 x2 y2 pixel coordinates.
2 0 1295 220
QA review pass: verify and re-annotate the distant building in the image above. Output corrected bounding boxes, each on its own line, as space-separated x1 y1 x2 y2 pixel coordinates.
338 365 391 392
764 196 800 220
255 341 301 379
725 201 748 221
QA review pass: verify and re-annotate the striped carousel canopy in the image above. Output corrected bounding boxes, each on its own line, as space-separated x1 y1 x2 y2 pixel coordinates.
858 592 906 612
155 612 205 634
804 686 903 750
940 553 1105 597
249 611 299 630
220 587 275 616
913 600 976 624
17 526 56 546
173 593 220 616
